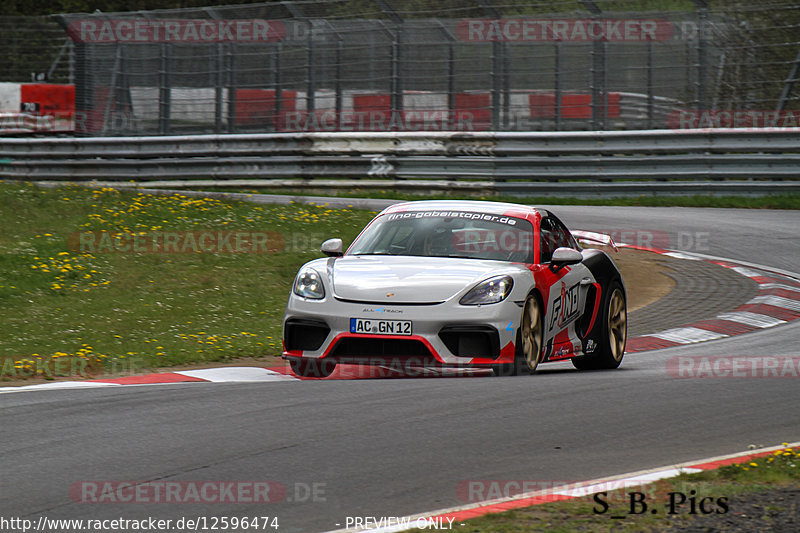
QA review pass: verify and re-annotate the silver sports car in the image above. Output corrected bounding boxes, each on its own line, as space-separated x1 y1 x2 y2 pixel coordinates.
282 200 627 378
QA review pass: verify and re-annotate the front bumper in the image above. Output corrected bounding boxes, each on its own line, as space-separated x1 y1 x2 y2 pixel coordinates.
282 296 521 366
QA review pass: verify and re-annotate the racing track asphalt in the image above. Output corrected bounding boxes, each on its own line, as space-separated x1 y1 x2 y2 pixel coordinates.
1 206 799 533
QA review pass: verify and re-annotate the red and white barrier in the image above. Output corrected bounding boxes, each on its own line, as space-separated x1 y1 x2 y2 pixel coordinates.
0 81 623 133
0 82 75 133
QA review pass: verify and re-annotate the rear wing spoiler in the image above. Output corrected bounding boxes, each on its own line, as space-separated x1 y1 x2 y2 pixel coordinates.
571 230 619 252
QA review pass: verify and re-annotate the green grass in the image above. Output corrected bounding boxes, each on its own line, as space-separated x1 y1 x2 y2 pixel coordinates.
424 445 800 532
195 187 800 210
0 182 376 379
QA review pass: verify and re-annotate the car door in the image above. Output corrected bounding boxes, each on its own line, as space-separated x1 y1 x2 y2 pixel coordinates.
537 213 594 361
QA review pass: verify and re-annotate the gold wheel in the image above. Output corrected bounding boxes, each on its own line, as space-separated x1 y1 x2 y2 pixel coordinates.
521 297 543 372
607 288 627 362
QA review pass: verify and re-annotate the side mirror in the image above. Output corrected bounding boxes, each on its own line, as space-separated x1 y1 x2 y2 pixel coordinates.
321 238 343 257
551 247 583 267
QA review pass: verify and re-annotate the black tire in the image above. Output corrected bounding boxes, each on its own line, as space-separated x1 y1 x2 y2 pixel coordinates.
572 280 627 370
492 295 543 376
290 358 336 378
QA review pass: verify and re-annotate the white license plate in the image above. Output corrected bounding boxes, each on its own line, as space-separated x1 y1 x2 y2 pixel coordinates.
350 318 412 336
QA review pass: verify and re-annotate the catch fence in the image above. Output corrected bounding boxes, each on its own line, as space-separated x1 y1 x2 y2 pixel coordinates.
1 1 798 135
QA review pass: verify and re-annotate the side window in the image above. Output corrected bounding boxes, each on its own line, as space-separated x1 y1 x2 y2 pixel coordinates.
550 215 578 250
539 217 556 263
539 215 576 263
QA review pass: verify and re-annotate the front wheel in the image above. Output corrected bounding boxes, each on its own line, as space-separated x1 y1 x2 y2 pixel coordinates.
290 358 337 378
492 295 543 376
572 281 627 370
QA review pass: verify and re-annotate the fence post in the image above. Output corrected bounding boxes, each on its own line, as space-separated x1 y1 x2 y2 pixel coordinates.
503 43 511 130
602 41 608 130
101 44 120 134
555 41 562 131
647 40 654 129
335 38 343 131
227 43 237 133
589 41 599 130
158 43 171 135
369 32 376 91
73 42 93 135
374 0 404 128
491 41 500 130
476 0 501 130
694 0 709 111
434 20 457 130
114 44 132 134
448 42 455 130
580 1 604 130
306 22 315 119
274 42 283 132
391 32 402 122
215 43 224 133
68 40 75 85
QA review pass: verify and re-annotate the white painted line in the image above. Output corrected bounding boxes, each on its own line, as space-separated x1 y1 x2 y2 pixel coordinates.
662 251 701 261
0 381 121 394
747 295 800 312
730 266 768 278
553 468 703 497
675 251 800 284
717 311 786 329
758 282 800 293
176 367 299 382
650 327 728 344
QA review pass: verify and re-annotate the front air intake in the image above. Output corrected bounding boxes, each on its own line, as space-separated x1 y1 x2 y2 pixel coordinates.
438 325 500 359
284 318 330 351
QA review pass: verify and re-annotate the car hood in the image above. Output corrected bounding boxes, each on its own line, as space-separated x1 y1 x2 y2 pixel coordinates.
331 255 517 304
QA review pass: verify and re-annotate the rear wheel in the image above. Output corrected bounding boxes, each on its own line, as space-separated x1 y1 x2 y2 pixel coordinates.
290 358 336 378
492 295 543 376
572 281 627 370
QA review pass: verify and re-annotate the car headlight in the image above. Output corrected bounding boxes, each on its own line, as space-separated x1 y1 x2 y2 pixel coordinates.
293 268 325 299
460 275 514 305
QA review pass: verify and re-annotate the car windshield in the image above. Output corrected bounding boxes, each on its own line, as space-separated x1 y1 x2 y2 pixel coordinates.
349 211 534 262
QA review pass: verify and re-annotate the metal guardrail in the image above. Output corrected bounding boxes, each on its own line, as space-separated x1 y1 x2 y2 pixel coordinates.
1 129 799 194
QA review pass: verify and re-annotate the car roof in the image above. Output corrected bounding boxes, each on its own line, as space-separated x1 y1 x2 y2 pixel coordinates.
381 200 544 220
